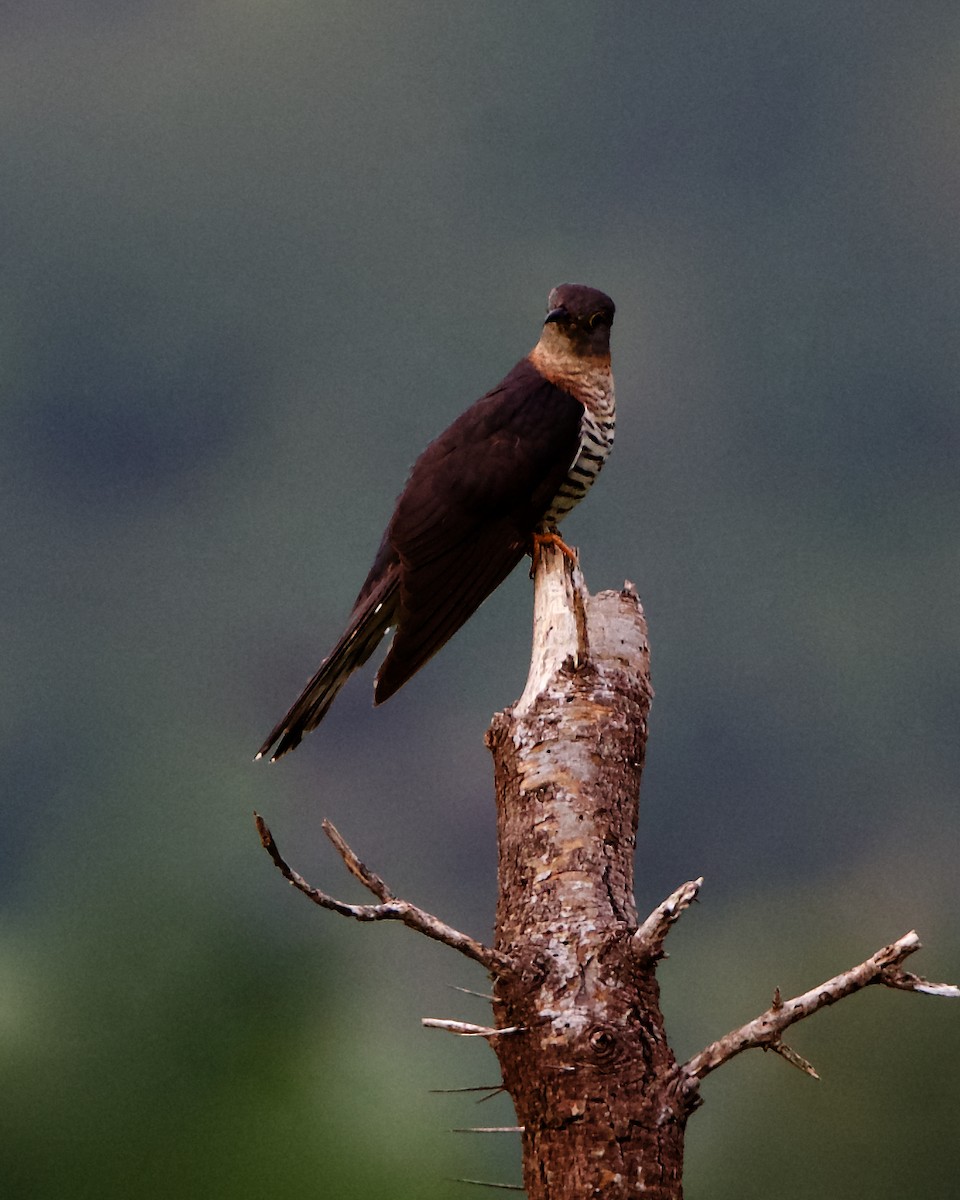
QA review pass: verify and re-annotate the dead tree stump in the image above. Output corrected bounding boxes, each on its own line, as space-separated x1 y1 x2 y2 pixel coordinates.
485 546 688 1198
257 541 957 1198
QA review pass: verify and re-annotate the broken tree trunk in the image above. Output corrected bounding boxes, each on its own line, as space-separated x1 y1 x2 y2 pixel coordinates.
256 541 957 1198
485 545 689 1199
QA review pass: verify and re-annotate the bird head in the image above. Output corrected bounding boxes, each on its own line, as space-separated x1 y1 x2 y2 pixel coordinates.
540 284 615 358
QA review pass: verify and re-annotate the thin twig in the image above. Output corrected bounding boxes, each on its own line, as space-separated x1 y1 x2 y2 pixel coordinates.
452 1180 524 1191
451 1126 525 1134
422 1018 524 1037
631 877 704 963
447 984 495 1000
429 1085 505 1095
768 1039 819 1079
254 813 512 974
322 818 394 900
684 930 959 1082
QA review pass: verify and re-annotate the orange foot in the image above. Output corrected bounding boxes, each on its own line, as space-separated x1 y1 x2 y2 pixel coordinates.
530 529 578 576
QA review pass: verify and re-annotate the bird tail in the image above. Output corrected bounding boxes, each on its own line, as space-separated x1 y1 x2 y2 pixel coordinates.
256 578 399 762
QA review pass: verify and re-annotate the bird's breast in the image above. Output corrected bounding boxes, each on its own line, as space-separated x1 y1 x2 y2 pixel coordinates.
543 380 616 526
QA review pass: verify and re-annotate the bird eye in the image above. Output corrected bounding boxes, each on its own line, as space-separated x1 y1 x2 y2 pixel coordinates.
588 311 605 329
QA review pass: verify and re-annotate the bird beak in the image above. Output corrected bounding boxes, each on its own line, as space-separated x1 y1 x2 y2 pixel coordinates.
544 306 567 325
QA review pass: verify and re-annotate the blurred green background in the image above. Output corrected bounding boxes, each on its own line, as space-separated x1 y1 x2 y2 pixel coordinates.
3 3 958 1196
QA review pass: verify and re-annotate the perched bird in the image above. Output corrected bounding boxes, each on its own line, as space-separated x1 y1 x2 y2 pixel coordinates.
257 283 616 761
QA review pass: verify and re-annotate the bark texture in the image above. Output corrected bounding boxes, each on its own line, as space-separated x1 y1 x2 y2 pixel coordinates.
485 550 690 1199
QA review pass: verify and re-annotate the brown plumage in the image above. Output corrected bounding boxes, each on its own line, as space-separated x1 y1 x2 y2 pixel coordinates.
257 283 616 761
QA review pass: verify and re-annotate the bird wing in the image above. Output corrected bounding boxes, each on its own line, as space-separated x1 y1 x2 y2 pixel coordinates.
373 360 584 702
257 566 400 760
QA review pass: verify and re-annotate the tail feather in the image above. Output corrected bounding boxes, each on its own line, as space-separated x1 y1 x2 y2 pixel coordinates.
257 577 399 762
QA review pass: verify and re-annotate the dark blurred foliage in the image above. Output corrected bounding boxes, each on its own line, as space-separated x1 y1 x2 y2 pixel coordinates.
2 2 958 1195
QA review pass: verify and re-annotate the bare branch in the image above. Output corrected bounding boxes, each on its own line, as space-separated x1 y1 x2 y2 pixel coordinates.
684 930 959 1081
631 877 704 963
254 812 512 975
322 818 393 900
878 963 960 997
422 1018 524 1037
